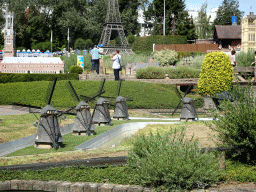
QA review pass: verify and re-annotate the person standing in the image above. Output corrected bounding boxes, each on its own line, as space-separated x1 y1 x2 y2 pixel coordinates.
111 50 121 81
230 49 237 67
90 45 103 74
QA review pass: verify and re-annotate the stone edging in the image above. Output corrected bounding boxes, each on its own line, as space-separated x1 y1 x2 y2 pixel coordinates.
0 180 151 192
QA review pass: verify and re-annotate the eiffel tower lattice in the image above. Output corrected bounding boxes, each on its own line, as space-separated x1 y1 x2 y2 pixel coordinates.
98 0 133 54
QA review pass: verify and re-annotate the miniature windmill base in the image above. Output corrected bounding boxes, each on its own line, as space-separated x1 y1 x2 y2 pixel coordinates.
92 98 111 126
113 96 129 120
72 105 95 136
180 98 197 122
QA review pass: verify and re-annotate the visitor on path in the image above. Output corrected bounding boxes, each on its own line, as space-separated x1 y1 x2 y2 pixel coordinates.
230 49 237 67
90 45 103 74
111 50 121 81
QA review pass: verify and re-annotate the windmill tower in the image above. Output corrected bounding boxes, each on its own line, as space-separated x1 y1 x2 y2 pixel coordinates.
99 0 133 54
3 11 15 58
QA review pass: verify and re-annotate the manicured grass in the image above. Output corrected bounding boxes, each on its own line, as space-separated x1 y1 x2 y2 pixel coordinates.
6 120 125 157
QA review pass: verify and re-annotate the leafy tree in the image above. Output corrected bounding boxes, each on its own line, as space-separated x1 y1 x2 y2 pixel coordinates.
2 0 144 49
119 0 141 36
144 0 186 35
175 11 197 41
127 34 136 45
74 38 86 50
196 3 212 39
213 0 244 27
85 39 93 49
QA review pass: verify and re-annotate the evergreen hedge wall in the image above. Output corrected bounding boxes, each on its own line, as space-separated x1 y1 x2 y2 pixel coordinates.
132 35 187 53
0 80 204 109
0 73 79 84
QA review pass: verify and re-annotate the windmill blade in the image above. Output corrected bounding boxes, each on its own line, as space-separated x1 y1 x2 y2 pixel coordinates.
12 103 42 109
172 99 183 116
81 91 106 102
67 81 80 102
98 78 106 95
183 85 193 98
175 86 182 99
117 79 123 96
91 104 97 118
46 77 57 105
172 85 193 116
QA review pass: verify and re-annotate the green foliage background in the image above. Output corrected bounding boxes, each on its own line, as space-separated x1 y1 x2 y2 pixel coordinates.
236 50 255 67
132 35 187 53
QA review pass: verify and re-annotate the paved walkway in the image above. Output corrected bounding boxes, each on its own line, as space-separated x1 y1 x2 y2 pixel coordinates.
0 105 28 116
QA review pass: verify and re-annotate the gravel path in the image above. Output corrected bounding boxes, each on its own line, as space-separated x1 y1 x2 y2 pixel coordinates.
0 105 29 116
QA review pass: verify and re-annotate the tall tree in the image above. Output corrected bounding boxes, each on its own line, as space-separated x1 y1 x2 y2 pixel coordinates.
196 3 212 39
144 0 186 35
119 0 141 36
175 10 197 41
213 0 244 26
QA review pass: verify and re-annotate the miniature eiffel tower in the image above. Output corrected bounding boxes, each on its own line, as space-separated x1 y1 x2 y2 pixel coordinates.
98 0 133 54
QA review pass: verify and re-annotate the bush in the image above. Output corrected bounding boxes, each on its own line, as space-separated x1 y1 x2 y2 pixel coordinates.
0 73 78 84
103 53 149 69
136 67 200 79
198 52 233 96
132 35 187 53
127 129 219 191
74 38 86 50
136 67 165 79
236 50 255 67
63 53 92 72
152 49 178 66
70 65 83 74
210 84 256 161
176 55 206 69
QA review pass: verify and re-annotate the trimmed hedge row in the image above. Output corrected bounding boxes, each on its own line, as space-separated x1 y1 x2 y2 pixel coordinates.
0 73 79 84
0 80 204 109
136 67 200 79
132 35 187 53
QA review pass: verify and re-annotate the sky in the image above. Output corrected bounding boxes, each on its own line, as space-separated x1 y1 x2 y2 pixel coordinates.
185 0 256 16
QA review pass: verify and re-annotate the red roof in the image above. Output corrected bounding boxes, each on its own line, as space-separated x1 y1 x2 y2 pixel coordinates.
215 25 241 39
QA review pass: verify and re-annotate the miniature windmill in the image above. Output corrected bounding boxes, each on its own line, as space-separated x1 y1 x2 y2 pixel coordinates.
172 85 198 121
80 79 112 126
113 79 130 120
66 81 95 136
13 78 72 149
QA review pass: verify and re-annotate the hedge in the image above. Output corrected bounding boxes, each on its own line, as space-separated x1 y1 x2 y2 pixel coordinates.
0 73 79 84
136 67 200 79
132 35 187 53
0 80 204 109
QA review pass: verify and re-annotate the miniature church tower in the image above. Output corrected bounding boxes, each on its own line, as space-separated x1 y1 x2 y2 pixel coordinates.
3 11 15 58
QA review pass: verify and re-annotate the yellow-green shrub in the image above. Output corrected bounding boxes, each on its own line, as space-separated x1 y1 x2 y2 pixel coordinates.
198 52 233 95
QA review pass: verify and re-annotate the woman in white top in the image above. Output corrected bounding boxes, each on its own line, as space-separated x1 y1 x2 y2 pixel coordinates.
230 49 236 67
111 50 121 81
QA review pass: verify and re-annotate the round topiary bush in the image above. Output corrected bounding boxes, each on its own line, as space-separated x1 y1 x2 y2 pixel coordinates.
152 49 178 66
70 65 83 74
198 51 233 95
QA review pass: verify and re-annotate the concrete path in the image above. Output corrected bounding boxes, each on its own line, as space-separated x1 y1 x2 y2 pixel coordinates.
0 105 29 116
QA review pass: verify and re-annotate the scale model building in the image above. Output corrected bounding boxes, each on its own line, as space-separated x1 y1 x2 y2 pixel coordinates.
0 11 64 74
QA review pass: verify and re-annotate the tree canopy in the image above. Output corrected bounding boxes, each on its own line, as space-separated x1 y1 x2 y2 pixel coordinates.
213 0 244 26
0 0 142 51
195 3 212 39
